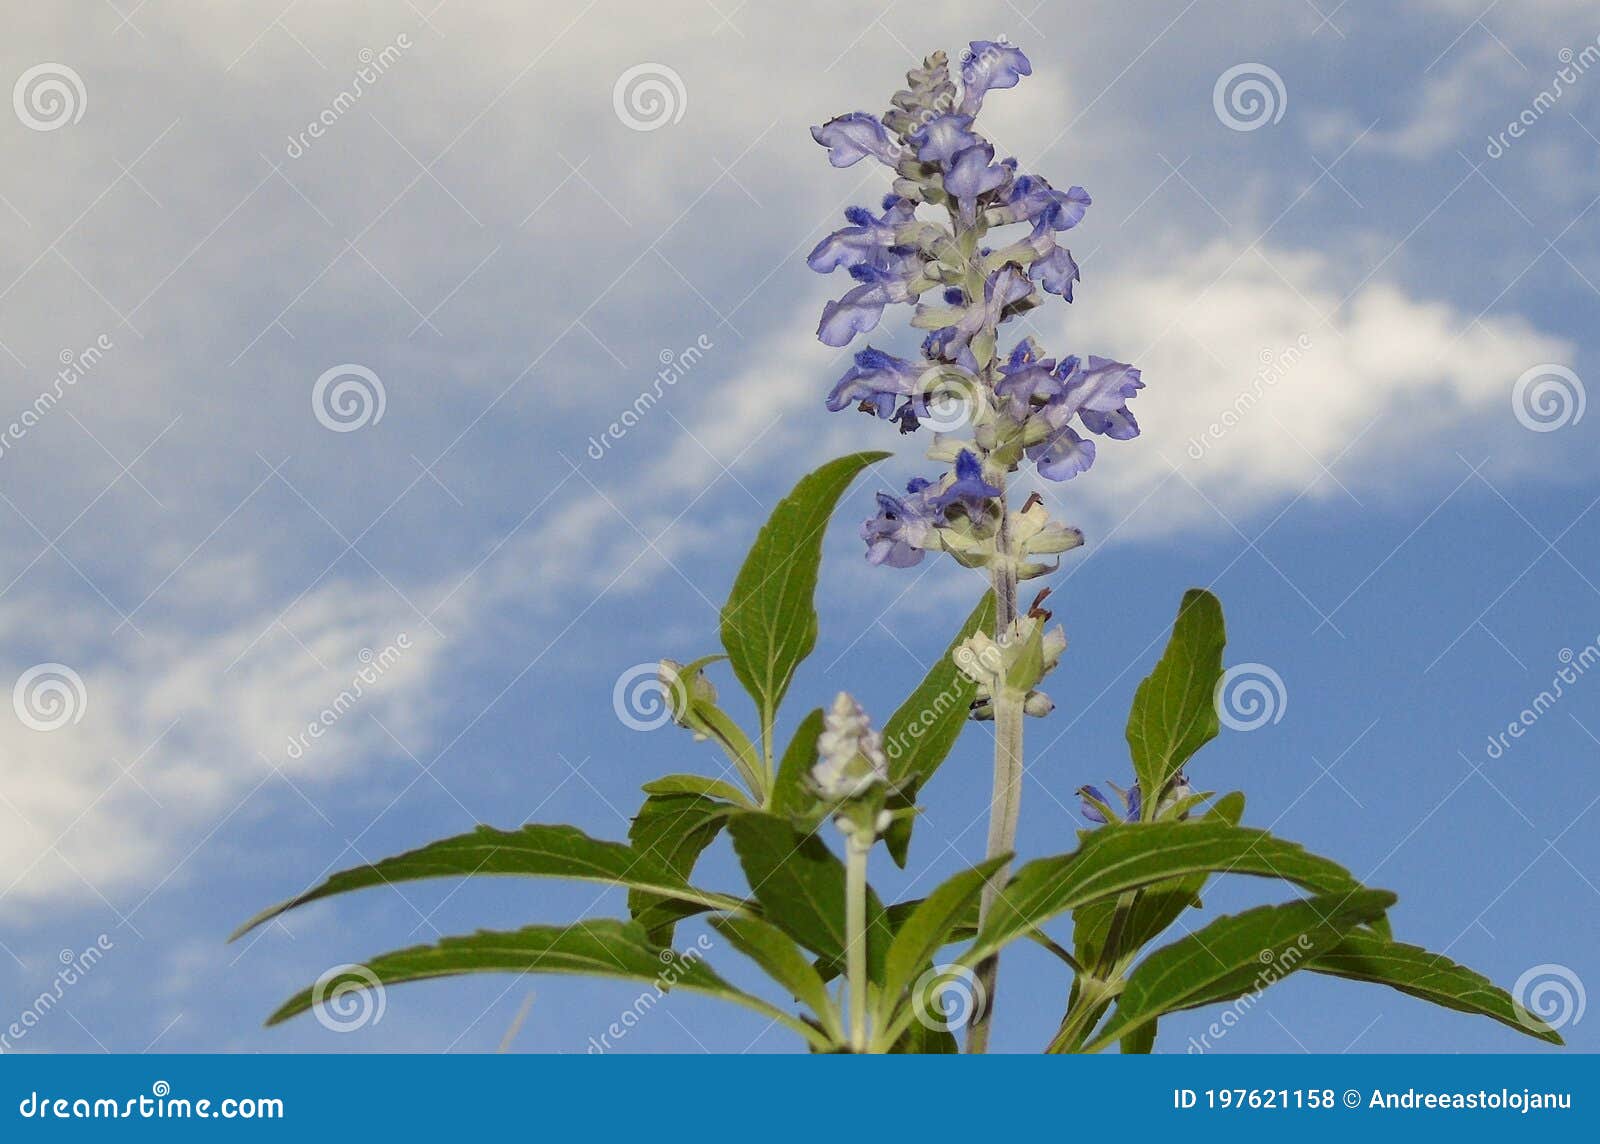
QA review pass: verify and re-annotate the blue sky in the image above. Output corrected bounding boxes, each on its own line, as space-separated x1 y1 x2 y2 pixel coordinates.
1 0 1597 1053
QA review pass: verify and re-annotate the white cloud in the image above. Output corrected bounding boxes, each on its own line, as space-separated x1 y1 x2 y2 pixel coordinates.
1033 240 1573 537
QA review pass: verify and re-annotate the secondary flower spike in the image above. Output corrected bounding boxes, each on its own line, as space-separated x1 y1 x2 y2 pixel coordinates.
807 39 1145 571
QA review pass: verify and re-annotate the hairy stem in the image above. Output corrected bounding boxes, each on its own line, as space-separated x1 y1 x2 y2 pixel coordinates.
845 834 871 1052
967 493 1021 1054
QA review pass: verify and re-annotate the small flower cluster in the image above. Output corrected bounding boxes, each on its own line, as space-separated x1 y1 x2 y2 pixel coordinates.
812 692 896 843
809 39 1145 572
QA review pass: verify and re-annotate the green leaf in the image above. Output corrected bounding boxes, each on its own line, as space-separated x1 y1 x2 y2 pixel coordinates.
265 919 830 1051
881 856 1009 1024
1307 930 1562 1045
769 708 825 819
725 811 889 981
1084 891 1396 1052
1073 792 1246 967
1126 589 1225 810
641 774 752 807
890 1020 960 1054
708 914 845 1043
627 793 737 944
881 593 996 867
720 452 888 731
1121 1021 1157 1054
966 817 1377 966
233 823 741 941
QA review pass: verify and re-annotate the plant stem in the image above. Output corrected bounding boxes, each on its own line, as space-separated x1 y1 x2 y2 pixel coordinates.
845 834 871 1052
967 491 1021 1054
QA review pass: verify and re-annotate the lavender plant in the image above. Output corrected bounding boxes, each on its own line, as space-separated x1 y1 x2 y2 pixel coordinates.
239 41 1560 1055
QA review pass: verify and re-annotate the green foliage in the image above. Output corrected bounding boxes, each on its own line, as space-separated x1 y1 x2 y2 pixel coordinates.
880 593 996 866
1083 893 1397 1052
1126 588 1224 810
1307 931 1561 1044
245 458 1556 1055
720 451 888 740
232 823 742 941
